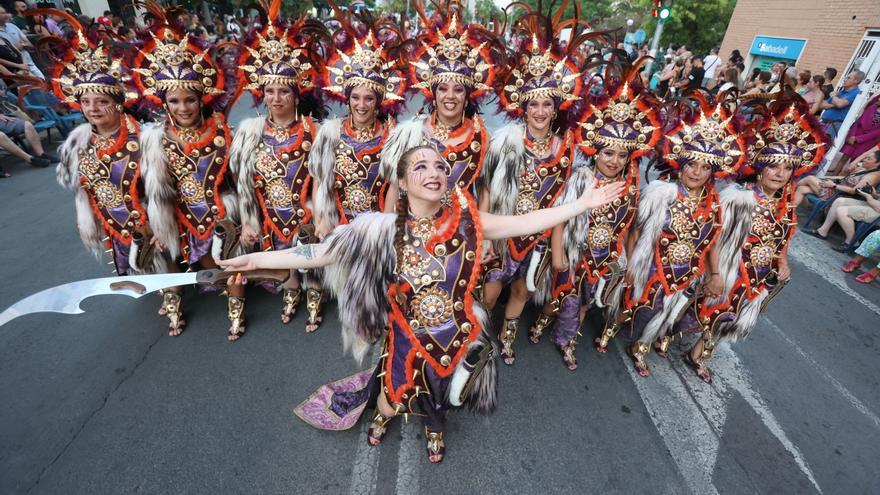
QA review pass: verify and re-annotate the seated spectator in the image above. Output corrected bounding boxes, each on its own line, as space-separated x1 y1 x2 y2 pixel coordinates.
0 112 54 174
841 230 880 284
0 5 44 79
117 25 136 43
96 10 111 27
12 0 29 32
796 149 880 206
802 74 825 115
819 70 864 142
806 187 880 251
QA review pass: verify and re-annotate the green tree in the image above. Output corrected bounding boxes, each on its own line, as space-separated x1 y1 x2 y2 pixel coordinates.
640 0 736 55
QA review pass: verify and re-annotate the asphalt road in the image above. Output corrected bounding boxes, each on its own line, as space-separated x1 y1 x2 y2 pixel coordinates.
1 101 879 494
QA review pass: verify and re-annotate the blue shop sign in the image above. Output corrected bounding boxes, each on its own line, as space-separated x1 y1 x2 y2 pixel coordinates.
749 36 806 61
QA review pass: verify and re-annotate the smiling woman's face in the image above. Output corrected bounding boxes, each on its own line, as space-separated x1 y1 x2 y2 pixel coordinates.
398 147 450 203
165 88 201 127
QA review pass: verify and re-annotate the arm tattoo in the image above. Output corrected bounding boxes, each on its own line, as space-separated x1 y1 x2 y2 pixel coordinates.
291 244 315 260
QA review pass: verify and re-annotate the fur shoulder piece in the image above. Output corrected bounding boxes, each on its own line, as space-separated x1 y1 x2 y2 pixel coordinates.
229 115 266 235
627 180 679 302
379 116 427 181
139 122 180 259
56 123 92 191
323 212 398 363
486 123 527 216
715 185 756 299
309 117 343 227
559 162 596 272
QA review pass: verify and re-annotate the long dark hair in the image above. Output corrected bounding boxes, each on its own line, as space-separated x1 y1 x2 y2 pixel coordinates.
393 144 441 263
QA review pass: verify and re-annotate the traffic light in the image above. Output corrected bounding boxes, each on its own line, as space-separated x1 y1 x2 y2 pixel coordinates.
659 0 672 20
652 0 672 20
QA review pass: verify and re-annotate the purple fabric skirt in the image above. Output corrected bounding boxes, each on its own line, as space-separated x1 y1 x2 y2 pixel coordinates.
548 270 596 346
485 249 535 285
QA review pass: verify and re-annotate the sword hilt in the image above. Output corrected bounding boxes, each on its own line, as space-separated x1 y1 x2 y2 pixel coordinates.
196 268 291 285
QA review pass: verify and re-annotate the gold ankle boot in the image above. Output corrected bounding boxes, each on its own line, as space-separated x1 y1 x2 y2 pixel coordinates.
281 287 302 324
305 288 324 332
160 290 185 336
500 318 518 365
529 313 555 344
227 295 246 342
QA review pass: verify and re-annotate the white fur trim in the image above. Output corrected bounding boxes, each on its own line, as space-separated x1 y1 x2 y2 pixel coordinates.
139 123 180 259
308 117 342 227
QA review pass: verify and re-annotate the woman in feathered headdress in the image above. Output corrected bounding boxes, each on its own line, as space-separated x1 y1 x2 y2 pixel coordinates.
220 144 624 463
44 8 166 287
479 3 587 366
609 92 748 377
528 55 663 370
378 0 502 208
132 2 241 340
229 0 331 332
678 94 828 383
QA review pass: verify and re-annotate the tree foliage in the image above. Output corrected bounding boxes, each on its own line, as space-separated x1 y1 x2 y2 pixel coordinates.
638 0 736 55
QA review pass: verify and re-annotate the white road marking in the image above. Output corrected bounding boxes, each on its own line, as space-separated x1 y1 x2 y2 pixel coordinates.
349 420 381 495
788 235 880 317
349 350 381 495
709 345 824 494
394 419 421 494
616 344 721 495
763 317 880 430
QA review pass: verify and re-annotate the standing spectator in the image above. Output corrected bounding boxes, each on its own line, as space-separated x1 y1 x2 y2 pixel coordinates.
818 69 863 142
96 10 111 27
743 67 762 91
656 57 682 97
11 0 29 31
795 70 811 95
822 67 838 98
802 74 826 115
117 25 136 43
715 67 740 93
702 47 721 88
836 93 880 172
675 56 704 93
0 5 43 79
44 12 63 37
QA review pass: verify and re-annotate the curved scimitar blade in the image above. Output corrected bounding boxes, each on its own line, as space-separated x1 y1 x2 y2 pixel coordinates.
0 272 198 327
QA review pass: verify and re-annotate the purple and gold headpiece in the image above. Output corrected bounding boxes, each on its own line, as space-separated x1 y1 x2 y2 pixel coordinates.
324 32 406 109
239 10 316 96
498 34 581 115
409 13 495 99
29 9 136 108
664 94 748 179
744 101 829 179
578 75 662 160
131 27 225 106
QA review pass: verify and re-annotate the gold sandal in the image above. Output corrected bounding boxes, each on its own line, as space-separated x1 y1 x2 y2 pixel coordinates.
160 290 185 337
628 342 650 377
499 318 518 365
559 340 578 371
367 410 393 446
281 287 302 324
529 313 555 344
227 295 246 342
425 428 445 463
305 288 324 333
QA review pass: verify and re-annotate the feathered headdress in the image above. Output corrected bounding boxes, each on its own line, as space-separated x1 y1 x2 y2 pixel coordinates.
322 1 408 110
497 2 587 116
663 92 749 179
130 1 225 106
238 0 323 97
743 94 830 180
409 1 497 100
27 8 137 108
578 62 662 159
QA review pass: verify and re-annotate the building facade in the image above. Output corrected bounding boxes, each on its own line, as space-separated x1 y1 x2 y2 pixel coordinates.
720 0 880 169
